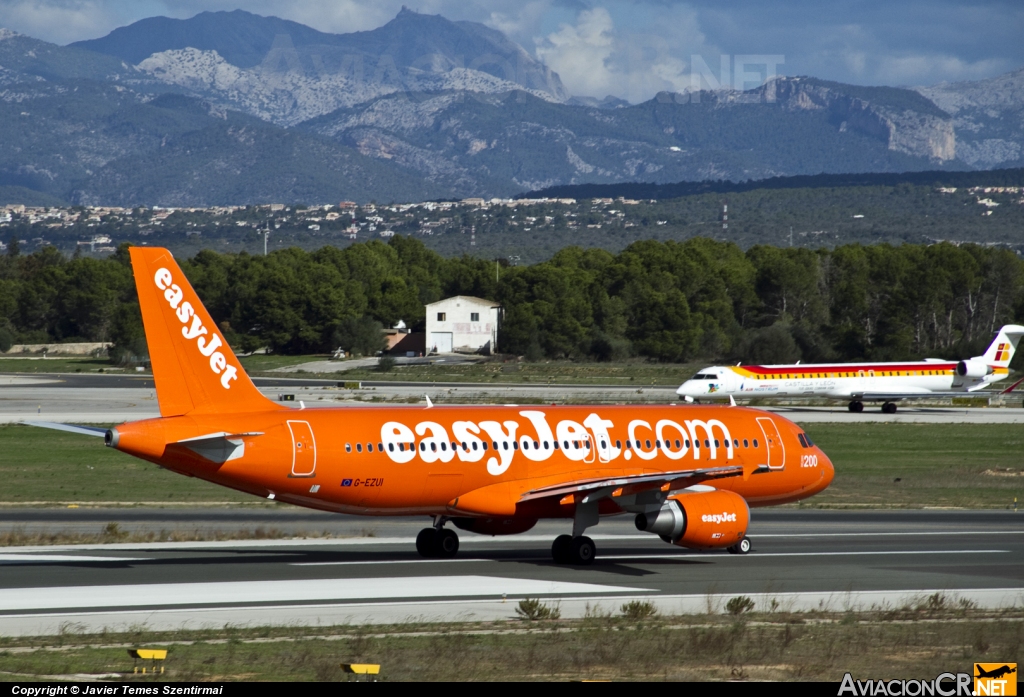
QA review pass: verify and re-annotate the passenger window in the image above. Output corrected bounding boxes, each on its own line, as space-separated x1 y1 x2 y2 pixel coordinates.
420 442 426 451
743 439 748 448
345 443 351 453
440 442 446 451
685 440 690 448
714 439 719 448
733 439 739 447
600 441 606 448
492 442 498 450
388 443 394 452
655 440 661 448
534 441 540 449
356 443 362 453
645 439 651 448
431 443 437 452
635 440 642 448
503 442 509 450
544 441 550 449
513 442 519 450
378 443 383 452
367 443 373 452
704 440 710 448
585 441 591 450
472 442 478 451
615 440 621 449
753 439 759 448
563 440 570 449
483 442 489 451
523 441 529 450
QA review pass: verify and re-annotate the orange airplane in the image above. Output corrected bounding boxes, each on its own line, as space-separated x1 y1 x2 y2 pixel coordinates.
30 247 835 565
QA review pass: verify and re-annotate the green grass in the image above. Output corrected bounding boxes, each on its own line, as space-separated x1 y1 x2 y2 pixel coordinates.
805 423 1024 509
0 602 1019 680
0 425 251 504
0 423 1020 508
265 359 704 386
238 354 330 371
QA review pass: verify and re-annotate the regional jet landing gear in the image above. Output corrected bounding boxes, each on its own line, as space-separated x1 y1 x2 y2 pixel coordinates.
881 401 898 414
416 516 459 559
848 400 864 413
551 499 599 565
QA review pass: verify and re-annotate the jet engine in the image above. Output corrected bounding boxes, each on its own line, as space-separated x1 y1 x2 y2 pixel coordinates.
451 517 537 536
634 489 749 550
956 360 993 378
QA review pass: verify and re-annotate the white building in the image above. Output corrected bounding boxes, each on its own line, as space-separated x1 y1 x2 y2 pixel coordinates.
425 296 501 354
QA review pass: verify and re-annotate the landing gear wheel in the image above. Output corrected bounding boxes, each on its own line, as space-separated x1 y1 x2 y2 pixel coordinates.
416 528 437 558
728 537 751 555
551 534 572 563
848 401 864 413
434 528 460 558
882 402 897 414
569 536 596 565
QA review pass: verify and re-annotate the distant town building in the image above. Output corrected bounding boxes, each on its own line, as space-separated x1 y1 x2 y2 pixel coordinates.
425 296 501 354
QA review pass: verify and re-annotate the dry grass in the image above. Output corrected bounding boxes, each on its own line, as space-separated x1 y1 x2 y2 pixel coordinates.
0 602 1020 681
0 524 346 547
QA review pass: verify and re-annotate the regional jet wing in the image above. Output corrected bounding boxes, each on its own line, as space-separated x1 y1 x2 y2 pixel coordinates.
518 462 769 504
853 390 997 401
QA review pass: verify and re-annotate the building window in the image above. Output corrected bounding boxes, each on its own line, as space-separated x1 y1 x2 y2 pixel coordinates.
437 312 446 321
470 312 479 322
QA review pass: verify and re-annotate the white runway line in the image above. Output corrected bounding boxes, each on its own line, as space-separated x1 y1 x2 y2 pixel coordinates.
0 576 648 612
0 554 150 564
602 549 1009 561
755 531 1024 538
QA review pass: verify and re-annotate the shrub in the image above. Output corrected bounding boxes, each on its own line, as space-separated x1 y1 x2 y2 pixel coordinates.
515 598 560 621
726 595 755 615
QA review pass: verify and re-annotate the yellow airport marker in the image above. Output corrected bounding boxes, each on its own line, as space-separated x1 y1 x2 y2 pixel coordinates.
129 648 168 674
342 663 381 680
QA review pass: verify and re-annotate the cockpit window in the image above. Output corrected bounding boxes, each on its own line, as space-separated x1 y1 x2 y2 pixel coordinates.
691 373 716 380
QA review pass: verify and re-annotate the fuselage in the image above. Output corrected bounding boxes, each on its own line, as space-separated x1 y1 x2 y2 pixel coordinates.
677 360 1007 400
110 403 834 518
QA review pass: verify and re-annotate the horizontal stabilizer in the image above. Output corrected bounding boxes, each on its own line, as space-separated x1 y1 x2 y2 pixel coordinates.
517 463 762 504
23 421 107 437
176 431 263 464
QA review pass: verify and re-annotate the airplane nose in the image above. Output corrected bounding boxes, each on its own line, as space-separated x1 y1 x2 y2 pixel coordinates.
817 449 835 491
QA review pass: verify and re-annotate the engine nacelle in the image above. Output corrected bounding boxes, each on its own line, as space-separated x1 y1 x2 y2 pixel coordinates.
956 359 993 378
451 517 537 536
635 489 749 550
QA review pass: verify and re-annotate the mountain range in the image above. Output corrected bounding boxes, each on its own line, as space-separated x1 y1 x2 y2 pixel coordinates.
1 9 1023 206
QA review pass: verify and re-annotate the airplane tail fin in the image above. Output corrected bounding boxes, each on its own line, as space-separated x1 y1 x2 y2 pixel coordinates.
129 247 280 416
977 324 1024 367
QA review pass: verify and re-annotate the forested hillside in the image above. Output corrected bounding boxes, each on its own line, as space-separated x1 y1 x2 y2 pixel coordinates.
1 237 1020 367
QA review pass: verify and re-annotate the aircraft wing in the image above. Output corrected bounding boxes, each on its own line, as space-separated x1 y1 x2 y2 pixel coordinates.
853 390 998 401
518 462 769 504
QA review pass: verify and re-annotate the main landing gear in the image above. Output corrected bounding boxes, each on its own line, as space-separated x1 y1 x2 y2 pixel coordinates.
848 400 864 413
727 537 752 555
416 517 459 559
881 401 898 414
551 534 596 565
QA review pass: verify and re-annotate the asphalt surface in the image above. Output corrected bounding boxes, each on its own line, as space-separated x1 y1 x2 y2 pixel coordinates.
2 372 1023 423
1 510 1021 636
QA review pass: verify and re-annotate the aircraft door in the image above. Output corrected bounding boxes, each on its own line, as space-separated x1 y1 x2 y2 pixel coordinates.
755 417 785 470
288 420 317 477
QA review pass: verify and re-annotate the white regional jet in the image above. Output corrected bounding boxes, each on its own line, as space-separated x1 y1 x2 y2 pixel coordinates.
677 325 1024 413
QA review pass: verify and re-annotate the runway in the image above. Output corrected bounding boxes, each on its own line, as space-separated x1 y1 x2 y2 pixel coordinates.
2 372 1023 423
1 510 1021 636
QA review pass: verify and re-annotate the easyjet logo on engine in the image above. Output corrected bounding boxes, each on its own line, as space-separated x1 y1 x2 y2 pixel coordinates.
702 512 737 524
154 268 239 389
379 411 735 475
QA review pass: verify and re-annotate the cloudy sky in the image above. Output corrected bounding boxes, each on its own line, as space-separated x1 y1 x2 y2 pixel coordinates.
2 0 1021 102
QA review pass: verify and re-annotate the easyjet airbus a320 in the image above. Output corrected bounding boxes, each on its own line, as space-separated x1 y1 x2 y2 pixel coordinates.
29 247 834 564
678 325 1024 413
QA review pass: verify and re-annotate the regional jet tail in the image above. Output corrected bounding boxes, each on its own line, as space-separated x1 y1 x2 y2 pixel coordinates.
677 325 1024 414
